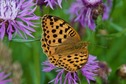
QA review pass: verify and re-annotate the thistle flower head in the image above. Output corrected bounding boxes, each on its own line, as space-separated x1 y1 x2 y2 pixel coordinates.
43 55 99 84
0 0 39 40
68 0 112 30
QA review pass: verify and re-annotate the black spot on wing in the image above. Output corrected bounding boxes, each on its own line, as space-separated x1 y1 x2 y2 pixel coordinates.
59 30 63 34
58 39 62 43
47 35 50 38
67 59 71 61
53 39 55 43
64 35 67 38
47 15 52 19
54 17 59 22
52 29 56 33
74 57 79 59
47 30 49 33
67 55 71 58
48 40 51 44
42 44 46 47
50 22 54 25
69 61 74 63
56 26 59 29
53 34 57 38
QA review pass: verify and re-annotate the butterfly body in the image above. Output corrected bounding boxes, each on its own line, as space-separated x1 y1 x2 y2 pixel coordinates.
41 15 89 72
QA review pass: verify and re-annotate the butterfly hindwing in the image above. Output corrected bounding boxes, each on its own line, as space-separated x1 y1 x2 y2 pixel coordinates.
56 47 88 71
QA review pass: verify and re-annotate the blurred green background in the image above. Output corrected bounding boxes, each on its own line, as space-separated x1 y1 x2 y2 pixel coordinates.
4 0 126 84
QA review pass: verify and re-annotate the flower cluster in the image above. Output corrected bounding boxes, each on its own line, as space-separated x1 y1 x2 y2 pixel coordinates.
68 0 112 30
43 55 99 84
0 0 39 40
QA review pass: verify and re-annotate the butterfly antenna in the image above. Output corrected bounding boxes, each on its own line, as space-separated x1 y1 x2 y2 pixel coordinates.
90 42 107 49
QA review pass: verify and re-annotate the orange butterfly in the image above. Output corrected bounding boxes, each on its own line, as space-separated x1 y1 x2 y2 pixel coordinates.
41 15 88 72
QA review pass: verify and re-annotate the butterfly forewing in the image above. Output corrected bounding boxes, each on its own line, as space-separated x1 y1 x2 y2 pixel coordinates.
41 14 89 71
42 15 80 47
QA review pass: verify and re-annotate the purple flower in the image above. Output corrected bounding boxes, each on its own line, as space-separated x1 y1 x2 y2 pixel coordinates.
42 55 99 84
0 0 39 40
44 0 63 9
68 0 112 30
0 70 11 84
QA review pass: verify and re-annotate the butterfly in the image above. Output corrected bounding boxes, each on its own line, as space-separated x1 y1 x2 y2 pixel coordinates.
41 14 89 72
